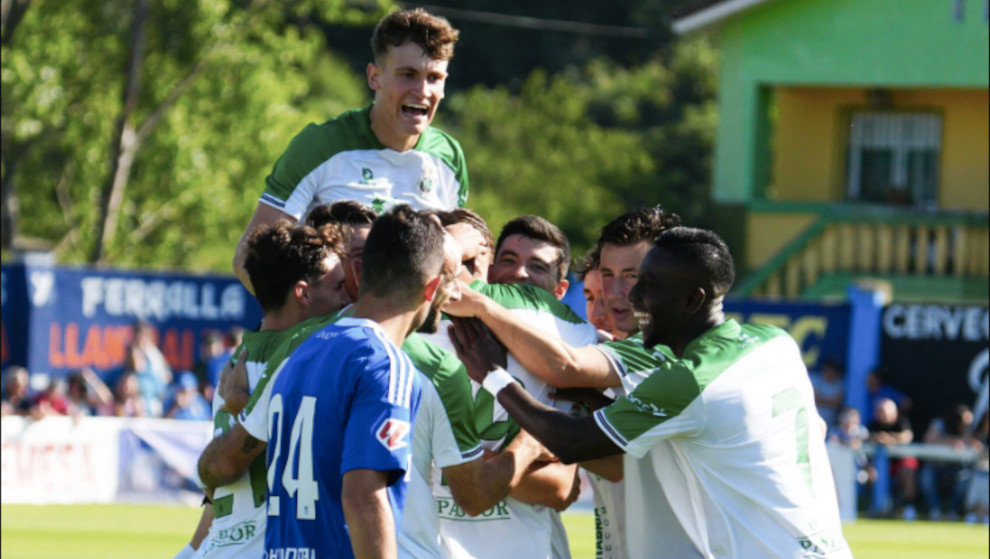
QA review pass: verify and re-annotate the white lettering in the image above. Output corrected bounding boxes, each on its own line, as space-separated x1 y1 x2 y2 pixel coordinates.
884 305 989 341
29 271 54 308
77 276 247 321
221 285 244 320
201 283 219 320
81 278 104 317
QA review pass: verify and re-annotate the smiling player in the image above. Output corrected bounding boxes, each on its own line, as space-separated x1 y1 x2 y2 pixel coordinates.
234 8 468 292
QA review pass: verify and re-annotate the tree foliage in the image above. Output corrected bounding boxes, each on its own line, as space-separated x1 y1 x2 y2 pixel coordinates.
2 0 388 269
2 2 717 271
444 36 718 254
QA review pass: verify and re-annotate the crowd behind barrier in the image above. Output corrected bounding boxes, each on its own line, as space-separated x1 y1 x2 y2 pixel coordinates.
1 263 987 522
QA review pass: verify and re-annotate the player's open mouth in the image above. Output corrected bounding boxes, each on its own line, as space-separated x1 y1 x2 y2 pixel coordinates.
402 103 429 117
635 311 652 330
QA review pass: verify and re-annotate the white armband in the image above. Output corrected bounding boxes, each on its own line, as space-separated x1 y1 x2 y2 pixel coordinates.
482 367 515 396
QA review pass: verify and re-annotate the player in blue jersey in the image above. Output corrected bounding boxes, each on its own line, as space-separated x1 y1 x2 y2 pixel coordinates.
262 206 453 559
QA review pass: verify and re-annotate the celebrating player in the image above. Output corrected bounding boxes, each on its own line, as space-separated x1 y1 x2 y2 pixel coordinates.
234 8 467 292
180 221 350 559
450 226 852 558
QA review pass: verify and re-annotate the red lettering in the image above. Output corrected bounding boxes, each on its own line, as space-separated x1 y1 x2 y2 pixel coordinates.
64 323 82 369
80 325 103 369
49 322 65 368
106 326 129 367
162 329 180 370
181 329 195 370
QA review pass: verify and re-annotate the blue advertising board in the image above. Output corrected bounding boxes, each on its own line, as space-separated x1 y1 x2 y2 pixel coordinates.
1 262 263 381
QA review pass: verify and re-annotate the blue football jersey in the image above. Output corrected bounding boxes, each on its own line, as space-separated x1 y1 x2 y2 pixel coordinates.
263 317 422 559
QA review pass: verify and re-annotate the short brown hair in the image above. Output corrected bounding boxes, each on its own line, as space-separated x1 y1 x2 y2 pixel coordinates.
371 8 459 62
495 215 571 282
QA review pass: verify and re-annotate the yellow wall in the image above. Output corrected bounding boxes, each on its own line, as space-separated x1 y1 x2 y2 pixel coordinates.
770 87 989 211
745 212 818 269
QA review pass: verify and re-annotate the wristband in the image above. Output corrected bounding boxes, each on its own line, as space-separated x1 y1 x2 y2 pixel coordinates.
481 367 515 396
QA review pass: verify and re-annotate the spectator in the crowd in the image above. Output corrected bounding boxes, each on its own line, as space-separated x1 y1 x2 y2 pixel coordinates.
30 377 72 418
1 366 32 417
66 368 115 417
811 358 845 432
865 368 912 423
830 406 871 490
125 344 166 417
128 320 172 414
964 412 989 524
195 329 226 398
114 371 149 418
920 404 983 520
165 372 211 421
868 397 919 519
206 327 244 391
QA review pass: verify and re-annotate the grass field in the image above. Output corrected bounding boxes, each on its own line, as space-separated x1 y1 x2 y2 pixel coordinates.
2 504 988 558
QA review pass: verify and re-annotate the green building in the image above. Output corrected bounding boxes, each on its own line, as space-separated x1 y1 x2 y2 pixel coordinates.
674 0 989 302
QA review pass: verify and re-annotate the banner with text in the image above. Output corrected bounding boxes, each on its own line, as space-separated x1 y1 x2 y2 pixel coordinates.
1 262 263 381
1 416 211 505
880 303 989 432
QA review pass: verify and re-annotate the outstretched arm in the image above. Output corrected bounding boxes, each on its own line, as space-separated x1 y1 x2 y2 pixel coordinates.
449 318 621 464
445 287 620 389
443 428 546 516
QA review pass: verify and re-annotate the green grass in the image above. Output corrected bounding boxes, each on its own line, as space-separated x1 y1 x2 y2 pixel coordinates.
2 504 987 558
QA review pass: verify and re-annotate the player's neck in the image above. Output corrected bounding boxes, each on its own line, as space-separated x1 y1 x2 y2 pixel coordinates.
350 298 416 347
260 304 307 331
369 105 419 152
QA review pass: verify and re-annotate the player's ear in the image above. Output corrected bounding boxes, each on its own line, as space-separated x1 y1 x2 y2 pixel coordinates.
423 274 442 302
367 62 381 90
685 286 706 315
553 278 569 301
294 280 310 306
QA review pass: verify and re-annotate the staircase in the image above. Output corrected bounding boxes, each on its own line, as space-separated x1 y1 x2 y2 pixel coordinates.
733 211 990 300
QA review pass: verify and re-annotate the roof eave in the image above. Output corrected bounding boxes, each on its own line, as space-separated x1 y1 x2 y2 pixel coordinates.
672 0 773 34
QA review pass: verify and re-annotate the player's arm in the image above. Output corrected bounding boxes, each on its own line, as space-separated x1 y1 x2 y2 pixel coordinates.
442 428 546 516
342 469 397 559
233 203 296 293
197 423 266 488
509 459 581 512
445 286 620 389
449 318 621 464
580 455 624 483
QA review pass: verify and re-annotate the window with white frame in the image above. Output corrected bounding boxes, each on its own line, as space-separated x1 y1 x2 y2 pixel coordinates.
846 111 942 207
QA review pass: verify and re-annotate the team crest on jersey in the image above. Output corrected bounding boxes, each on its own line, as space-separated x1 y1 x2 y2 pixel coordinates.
376 418 411 450
417 174 433 194
361 167 374 181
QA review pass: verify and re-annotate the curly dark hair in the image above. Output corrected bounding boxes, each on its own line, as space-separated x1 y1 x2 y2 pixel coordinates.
245 222 348 312
371 8 459 62
575 245 602 281
597 206 681 248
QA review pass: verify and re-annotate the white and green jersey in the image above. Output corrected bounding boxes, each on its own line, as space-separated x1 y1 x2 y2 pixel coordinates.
423 281 598 559
398 334 484 559
592 334 698 559
595 320 851 559
195 329 291 559
261 105 468 218
239 312 345 443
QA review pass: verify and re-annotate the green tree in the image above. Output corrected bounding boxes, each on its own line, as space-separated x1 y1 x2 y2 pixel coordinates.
444 36 717 256
2 0 389 269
